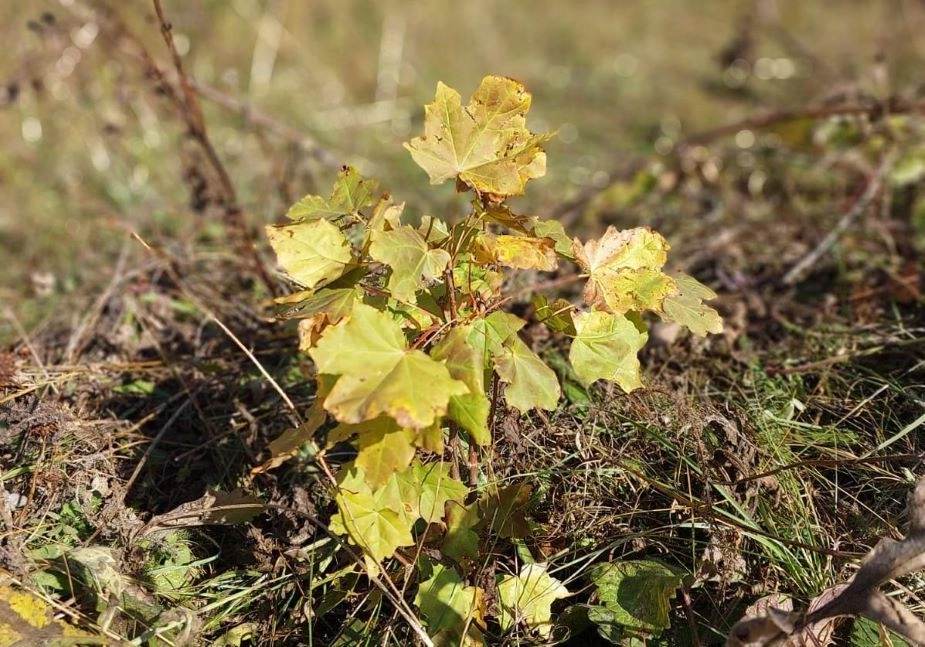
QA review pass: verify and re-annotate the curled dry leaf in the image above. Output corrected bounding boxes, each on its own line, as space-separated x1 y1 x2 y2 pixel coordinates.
728 588 846 647
727 476 925 646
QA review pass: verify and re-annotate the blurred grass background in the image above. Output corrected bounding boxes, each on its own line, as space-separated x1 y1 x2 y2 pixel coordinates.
2 0 925 341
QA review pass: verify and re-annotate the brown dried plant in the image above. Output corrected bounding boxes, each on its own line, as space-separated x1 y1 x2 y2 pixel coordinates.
728 475 925 646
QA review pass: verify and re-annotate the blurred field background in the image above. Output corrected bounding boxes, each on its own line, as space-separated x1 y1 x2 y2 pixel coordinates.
4 0 925 341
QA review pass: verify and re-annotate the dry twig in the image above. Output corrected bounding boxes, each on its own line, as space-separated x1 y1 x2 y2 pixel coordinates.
781 149 898 286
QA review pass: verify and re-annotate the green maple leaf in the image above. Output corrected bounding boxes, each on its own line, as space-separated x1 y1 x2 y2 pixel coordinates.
369 225 452 303
310 303 467 429
443 500 480 564
569 310 648 392
356 427 416 489
366 197 405 233
418 215 450 243
660 272 723 336
328 417 417 488
495 336 561 413
574 226 676 314
329 466 415 573
469 312 560 413
453 258 504 301
598 267 678 313
587 560 684 635
477 482 532 539
404 76 551 197
413 420 445 454
414 564 487 646
532 295 576 335
394 459 468 524
286 166 379 221
278 286 360 324
533 219 575 260
446 393 491 446
497 564 570 638
431 326 491 445
469 311 526 359
265 219 353 291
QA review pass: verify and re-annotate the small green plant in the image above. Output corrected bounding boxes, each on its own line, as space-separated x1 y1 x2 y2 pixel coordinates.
264 75 722 643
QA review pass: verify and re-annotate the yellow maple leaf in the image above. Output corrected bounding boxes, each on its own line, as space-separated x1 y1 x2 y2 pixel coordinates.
404 76 551 198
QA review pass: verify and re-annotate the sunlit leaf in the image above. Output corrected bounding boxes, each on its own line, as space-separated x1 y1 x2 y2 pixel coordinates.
393 459 468 524
446 393 491 446
494 336 561 412
286 166 379 221
311 304 467 429
479 234 558 272
588 560 684 635
288 287 360 324
415 563 487 646
573 226 674 314
660 272 723 336
570 310 648 392
266 219 352 291
404 76 551 197
533 219 575 260
0 584 108 646
367 197 405 232
431 327 491 445
469 312 560 412
370 225 451 302
469 311 526 360
335 417 417 488
497 564 570 637
329 465 416 573
414 420 445 454
418 215 451 243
